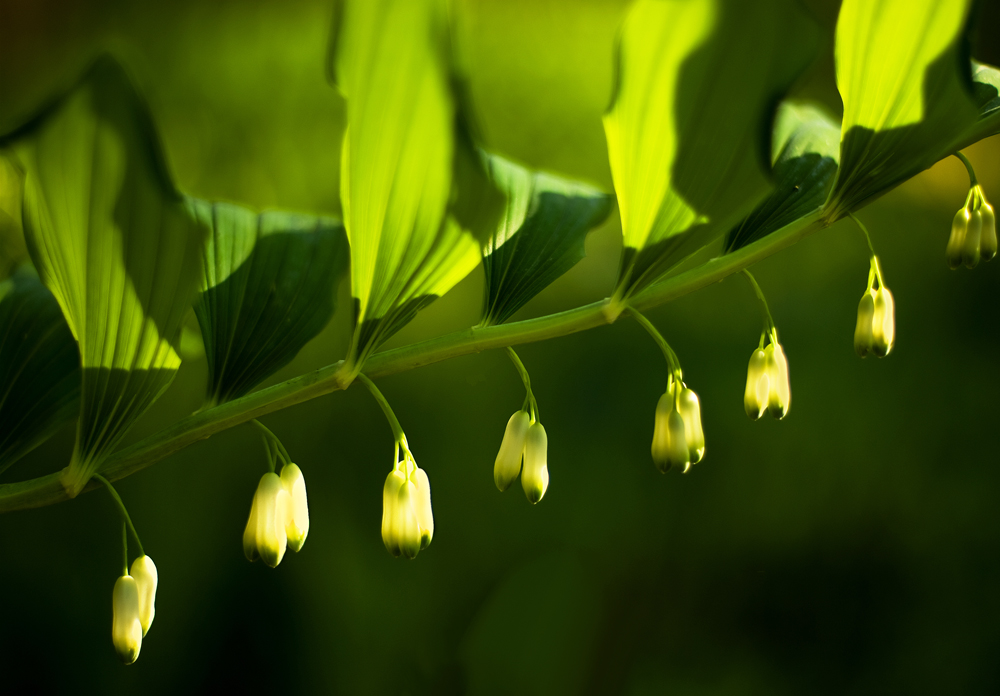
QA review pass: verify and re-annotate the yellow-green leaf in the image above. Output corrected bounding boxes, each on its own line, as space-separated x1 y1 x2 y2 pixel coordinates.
480 153 611 326
826 0 981 218
0 265 80 473
191 200 349 405
725 102 841 253
332 0 486 377
603 0 818 315
0 152 27 280
8 56 207 495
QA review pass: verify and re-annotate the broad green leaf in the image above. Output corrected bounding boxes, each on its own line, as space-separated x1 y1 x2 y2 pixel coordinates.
0 152 27 280
190 200 349 405
0 265 80 473
825 0 982 218
956 61 1000 147
332 0 491 376
479 153 612 326
725 102 841 253
603 0 818 315
9 56 207 495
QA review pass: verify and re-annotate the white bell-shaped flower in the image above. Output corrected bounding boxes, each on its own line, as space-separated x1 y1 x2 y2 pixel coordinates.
521 421 549 503
494 410 530 491
764 342 790 420
870 286 895 357
243 472 290 568
280 463 309 553
744 348 769 419
112 574 143 664
678 387 704 466
129 555 157 636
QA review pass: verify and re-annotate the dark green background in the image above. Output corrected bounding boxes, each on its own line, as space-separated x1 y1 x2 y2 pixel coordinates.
1 0 999 694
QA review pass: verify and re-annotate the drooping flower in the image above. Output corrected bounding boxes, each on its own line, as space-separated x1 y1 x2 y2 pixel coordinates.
129 555 157 636
382 445 434 559
494 410 530 491
112 574 143 664
243 472 290 568
854 257 894 359
521 421 549 503
764 341 791 419
744 348 769 420
678 386 705 465
280 463 309 553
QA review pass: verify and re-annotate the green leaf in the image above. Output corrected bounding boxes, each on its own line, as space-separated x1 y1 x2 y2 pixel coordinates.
479 153 612 326
0 265 80 474
603 0 818 315
0 152 28 280
8 56 207 495
725 101 841 253
825 0 982 218
190 200 349 404
957 61 1000 147
331 0 490 377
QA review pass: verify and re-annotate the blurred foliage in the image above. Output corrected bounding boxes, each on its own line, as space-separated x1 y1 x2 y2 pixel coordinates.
0 0 999 694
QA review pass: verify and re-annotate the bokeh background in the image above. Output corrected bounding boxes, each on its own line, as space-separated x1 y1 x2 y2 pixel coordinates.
1 0 999 694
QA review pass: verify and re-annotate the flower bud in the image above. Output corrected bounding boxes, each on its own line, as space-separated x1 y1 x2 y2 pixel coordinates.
522 422 549 503
963 208 983 269
381 469 406 554
494 410 529 491
981 200 996 261
112 575 142 664
651 392 689 473
744 348 769 419
129 555 157 636
280 463 309 553
946 207 968 270
243 472 290 568
871 286 895 357
854 291 875 357
678 387 704 465
764 342 790 420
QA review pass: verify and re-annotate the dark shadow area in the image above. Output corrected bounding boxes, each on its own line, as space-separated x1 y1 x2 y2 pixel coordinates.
0 267 79 475
482 189 611 326
195 211 348 404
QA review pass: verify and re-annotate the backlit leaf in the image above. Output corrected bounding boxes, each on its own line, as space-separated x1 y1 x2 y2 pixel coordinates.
0 152 27 280
603 0 818 315
725 102 841 253
331 0 490 377
480 153 611 326
191 200 349 405
825 0 982 218
8 56 207 495
0 266 80 473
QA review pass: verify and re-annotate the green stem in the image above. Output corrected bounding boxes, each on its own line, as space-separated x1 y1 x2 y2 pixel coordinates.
94 474 144 557
847 213 884 286
505 347 538 421
356 373 406 444
954 151 978 187
626 307 681 380
251 420 290 468
741 270 777 340
121 522 128 576
0 211 831 514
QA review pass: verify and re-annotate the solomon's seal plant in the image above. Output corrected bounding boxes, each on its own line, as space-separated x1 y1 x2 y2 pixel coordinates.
0 0 998 663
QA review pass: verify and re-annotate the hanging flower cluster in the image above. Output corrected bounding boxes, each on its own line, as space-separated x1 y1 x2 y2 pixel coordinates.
493 348 550 503
947 154 996 269
242 423 310 569
381 438 434 558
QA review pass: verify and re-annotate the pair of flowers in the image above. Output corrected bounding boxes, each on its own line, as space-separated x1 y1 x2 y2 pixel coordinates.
243 463 310 568
494 411 549 503
112 556 157 664
744 338 791 420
